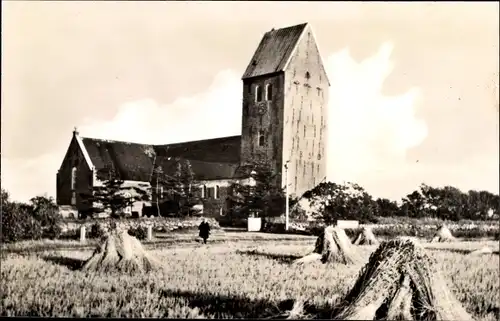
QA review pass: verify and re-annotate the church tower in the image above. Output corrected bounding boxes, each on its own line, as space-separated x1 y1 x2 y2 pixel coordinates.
240 23 330 197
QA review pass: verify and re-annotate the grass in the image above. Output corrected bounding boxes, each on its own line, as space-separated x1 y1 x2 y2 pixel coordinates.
1 230 314 254
1 236 499 319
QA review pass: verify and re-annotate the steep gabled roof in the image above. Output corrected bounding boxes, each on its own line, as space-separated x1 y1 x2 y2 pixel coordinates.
242 23 308 80
78 135 242 182
81 137 156 182
155 156 242 181
154 135 241 163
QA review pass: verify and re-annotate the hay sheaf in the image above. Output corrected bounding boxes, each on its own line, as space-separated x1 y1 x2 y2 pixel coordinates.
353 227 379 246
81 230 160 274
333 238 473 321
430 225 456 243
294 226 359 265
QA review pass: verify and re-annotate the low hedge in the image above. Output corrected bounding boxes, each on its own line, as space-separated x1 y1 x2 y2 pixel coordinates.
128 226 148 240
264 221 500 240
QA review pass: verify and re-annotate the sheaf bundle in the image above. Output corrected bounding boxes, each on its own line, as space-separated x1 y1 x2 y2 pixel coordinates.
334 238 473 321
81 229 160 274
353 227 379 246
430 225 456 243
294 226 358 265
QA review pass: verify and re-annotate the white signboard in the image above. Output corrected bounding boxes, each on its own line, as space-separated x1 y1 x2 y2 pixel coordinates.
336 220 359 229
248 217 262 232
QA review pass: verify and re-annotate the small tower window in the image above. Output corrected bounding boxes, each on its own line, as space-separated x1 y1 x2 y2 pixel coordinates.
305 71 311 79
71 167 77 190
255 85 263 102
265 84 273 101
258 130 266 147
214 185 220 199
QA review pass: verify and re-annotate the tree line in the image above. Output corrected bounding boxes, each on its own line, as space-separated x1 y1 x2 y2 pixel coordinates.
1 159 498 242
300 182 499 224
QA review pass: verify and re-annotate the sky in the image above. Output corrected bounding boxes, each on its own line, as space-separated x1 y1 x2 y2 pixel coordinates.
2 1 499 203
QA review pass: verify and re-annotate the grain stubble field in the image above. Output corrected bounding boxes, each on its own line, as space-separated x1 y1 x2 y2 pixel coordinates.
1 237 499 319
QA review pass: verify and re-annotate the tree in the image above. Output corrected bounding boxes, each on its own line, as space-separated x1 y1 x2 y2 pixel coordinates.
29 196 60 227
402 190 427 218
1 189 43 242
80 167 150 219
412 184 482 221
437 186 469 221
153 158 199 216
374 198 400 217
467 190 499 220
303 182 377 224
28 195 61 238
228 162 286 219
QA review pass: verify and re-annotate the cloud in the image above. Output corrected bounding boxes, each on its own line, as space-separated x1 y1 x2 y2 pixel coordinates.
325 42 428 193
2 42 498 203
78 70 242 144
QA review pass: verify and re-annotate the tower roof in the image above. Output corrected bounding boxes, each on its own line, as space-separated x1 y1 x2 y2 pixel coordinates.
242 23 308 80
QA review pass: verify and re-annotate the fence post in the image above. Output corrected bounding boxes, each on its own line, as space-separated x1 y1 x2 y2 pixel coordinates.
80 226 86 243
147 226 153 241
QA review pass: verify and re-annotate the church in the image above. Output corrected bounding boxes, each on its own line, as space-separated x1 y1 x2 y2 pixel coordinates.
56 22 330 220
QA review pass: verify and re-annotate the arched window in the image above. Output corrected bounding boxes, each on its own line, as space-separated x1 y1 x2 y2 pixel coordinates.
255 85 263 102
305 71 311 79
71 167 77 190
258 130 265 147
265 84 273 101
214 185 220 199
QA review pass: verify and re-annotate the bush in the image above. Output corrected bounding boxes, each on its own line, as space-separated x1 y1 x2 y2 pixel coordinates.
22 217 44 241
128 226 147 240
1 203 43 243
44 224 62 240
364 225 498 240
88 223 105 239
30 196 61 228
1 205 23 243
306 222 326 236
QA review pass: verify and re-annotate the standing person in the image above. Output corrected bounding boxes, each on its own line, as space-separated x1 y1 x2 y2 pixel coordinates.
198 218 211 244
